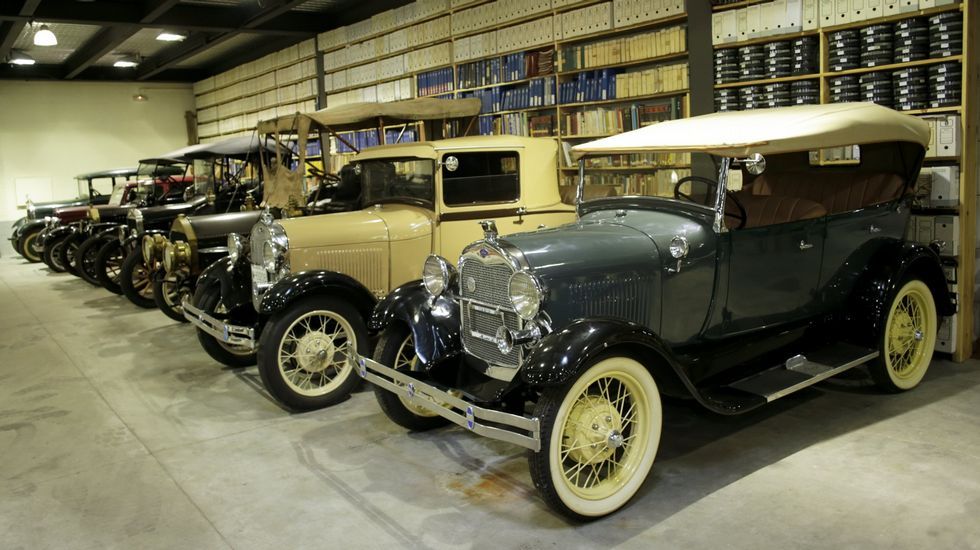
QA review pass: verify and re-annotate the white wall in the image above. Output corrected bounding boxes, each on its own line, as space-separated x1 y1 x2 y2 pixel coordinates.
0 81 194 221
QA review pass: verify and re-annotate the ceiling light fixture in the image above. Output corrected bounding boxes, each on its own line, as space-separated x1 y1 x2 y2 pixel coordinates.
33 24 57 47
156 32 186 42
9 50 36 66
114 54 139 68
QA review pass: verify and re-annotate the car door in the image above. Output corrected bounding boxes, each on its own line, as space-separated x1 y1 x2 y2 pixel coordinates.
723 216 826 334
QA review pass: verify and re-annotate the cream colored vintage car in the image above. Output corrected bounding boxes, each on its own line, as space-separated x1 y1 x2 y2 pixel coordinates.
184 133 576 411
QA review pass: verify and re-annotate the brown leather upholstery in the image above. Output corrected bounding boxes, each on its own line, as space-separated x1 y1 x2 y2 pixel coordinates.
751 172 904 214
728 192 827 229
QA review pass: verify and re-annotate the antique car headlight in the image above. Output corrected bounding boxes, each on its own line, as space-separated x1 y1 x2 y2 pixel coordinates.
141 235 156 264
88 207 100 222
422 255 455 296
669 236 689 259
227 233 244 263
262 240 280 272
508 271 543 321
162 242 175 273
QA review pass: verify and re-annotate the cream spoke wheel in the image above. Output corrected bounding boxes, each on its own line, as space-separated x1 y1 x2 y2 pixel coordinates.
531 356 662 520
391 333 440 418
874 279 938 392
276 310 355 398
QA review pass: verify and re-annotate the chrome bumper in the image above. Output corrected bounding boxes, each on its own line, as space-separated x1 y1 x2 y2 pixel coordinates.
350 353 541 451
182 298 256 350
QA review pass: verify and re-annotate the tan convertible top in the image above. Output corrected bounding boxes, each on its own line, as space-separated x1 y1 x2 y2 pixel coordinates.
256 97 482 134
571 103 931 160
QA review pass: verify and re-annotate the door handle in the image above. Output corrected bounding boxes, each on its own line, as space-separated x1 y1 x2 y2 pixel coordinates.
799 240 814 250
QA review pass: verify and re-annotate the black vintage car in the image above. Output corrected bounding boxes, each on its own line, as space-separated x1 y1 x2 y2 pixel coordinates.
11 168 124 263
355 104 955 520
114 143 263 307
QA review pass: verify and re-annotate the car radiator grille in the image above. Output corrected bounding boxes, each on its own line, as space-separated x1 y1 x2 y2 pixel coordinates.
459 257 522 368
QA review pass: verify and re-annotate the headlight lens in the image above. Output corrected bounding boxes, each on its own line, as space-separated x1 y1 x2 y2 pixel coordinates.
162 242 175 273
262 241 278 272
669 236 689 259
422 255 454 296
508 271 542 321
227 233 243 263
141 235 156 264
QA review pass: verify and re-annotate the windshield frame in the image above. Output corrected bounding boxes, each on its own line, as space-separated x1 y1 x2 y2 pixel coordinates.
356 156 436 210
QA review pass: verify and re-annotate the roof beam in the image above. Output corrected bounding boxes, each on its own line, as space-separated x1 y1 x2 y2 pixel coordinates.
0 1 317 36
0 0 41 63
0 62 204 82
63 0 185 80
136 0 311 81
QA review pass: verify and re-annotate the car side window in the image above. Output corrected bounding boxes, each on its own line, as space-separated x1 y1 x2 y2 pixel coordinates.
442 151 520 206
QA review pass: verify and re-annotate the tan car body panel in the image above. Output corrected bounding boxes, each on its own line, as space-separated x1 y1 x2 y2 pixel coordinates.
276 135 576 298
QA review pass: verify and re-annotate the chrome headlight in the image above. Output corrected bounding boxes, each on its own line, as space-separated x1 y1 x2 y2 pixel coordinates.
227 233 244 263
162 242 175 273
141 235 156 264
508 271 543 321
422 255 455 296
262 240 280 272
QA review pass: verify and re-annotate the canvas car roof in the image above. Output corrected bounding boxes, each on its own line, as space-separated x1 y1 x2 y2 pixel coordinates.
140 142 212 164
75 167 139 180
256 97 482 134
185 135 278 159
571 103 931 160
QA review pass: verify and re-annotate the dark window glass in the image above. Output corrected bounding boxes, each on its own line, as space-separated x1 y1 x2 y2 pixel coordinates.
442 152 520 206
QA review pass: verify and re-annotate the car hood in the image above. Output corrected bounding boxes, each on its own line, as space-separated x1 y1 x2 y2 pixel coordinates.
181 210 263 241
138 196 207 222
281 205 432 249
53 205 89 222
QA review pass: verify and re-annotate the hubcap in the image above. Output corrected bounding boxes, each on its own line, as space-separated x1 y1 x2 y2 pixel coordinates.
277 310 354 397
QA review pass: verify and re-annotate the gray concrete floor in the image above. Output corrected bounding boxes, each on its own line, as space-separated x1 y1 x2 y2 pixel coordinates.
1 251 980 550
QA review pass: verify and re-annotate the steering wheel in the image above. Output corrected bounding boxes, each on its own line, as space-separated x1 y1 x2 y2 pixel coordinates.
673 175 747 230
90 188 102 197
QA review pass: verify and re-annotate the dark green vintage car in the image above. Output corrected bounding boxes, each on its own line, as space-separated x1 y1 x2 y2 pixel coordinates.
355 103 955 520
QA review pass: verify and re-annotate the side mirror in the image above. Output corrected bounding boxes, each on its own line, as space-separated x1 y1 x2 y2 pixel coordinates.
742 153 766 175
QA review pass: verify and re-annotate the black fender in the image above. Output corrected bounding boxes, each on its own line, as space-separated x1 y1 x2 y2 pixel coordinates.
369 280 462 366
17 219 48 239
848 241 955 346
41 225 74 246
90 221 121 234
193 256 255 318
258 270 377 323
521 318 704 406
95 225 121 241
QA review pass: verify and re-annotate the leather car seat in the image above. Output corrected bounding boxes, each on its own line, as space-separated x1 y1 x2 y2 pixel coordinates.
729 192 827 229
751 173 904 214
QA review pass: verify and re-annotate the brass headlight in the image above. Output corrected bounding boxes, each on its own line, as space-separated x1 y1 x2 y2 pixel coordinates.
88 207 100 222
173 241 191 268
141 235 156 264
162 242 175 273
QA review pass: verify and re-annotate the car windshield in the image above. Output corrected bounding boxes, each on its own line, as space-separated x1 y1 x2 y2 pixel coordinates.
133 181 156 202
357 157 435 207
108 183 128 206
75 178 91 200
577 151 719 208
192 159 215 195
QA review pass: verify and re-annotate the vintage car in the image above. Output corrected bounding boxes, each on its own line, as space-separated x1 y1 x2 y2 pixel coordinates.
11 168 126 262
184 129 576 412
355 103 955 520
41 168 188 275
115 143 265 307
180 97 483 367
144 135 278 322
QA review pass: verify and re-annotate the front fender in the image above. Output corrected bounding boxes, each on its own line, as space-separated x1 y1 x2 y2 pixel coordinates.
258 270 376 322
849 241 955 346
369 281 462 366
194 256 254 316
41 225 74 246
17 219 48 240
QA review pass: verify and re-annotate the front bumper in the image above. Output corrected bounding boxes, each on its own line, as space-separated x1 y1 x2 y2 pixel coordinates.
351 352 541 451
182 298 257 350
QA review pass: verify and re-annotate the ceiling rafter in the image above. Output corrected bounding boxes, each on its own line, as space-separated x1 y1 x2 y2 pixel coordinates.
0 0 41 62
63 0 184 79
136 0 312 81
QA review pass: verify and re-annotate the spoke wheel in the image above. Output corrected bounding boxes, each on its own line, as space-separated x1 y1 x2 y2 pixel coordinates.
530 356 661 521
20 229 43 263
373 324 450 431
94 240 126 294
76 236 106 286
257 296 366 411
871 278 937 392
119 248 156 308
43 235 68 272
153 276 192 323
192 282 256 367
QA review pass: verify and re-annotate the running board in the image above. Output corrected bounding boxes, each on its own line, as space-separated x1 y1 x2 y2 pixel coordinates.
727 343 878 403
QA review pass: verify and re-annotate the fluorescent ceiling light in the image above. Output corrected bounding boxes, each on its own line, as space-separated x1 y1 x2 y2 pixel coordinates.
156 32 186 42
10 50 36 65
33 24 57 47
114 55 139 68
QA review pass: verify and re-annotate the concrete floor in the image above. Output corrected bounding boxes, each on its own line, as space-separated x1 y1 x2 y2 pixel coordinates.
1 250 980 550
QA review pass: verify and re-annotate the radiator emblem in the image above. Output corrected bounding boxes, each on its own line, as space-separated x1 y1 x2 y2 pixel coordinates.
479 248 489 258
